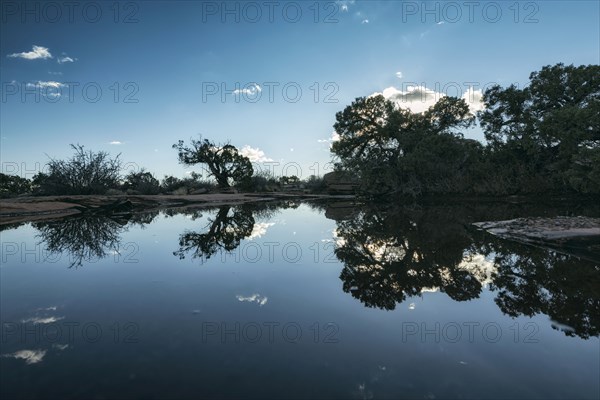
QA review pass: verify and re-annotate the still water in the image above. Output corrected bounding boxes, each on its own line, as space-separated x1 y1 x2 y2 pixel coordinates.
1 200 599 399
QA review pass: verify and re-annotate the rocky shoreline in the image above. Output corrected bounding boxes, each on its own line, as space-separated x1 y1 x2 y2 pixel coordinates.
473 216 600 263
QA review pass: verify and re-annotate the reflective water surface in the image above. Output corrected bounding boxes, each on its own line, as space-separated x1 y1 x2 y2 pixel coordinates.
1 200 599 399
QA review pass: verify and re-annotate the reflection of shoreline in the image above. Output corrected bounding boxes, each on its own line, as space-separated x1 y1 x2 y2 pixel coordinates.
0 193 351 226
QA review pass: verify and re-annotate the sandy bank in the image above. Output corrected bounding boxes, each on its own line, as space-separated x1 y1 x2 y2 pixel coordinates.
0 193 352 225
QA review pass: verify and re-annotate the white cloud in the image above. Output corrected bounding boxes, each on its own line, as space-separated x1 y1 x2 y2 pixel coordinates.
8 45 52 60
240 145 272 162
48 71 63 76
2 349 46 364
374 85 484 115
395 71 403 79
232 83 261 96
57 56 76 64
25 81 65 99
462 86 485 114
236 294 268 306
318 131 341 147
361 19 369 24
377 85 442 114
437 21 445 25
26 81 64 90
109 141 123 145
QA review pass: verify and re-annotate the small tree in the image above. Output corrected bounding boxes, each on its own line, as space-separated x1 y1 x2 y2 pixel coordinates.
173 138 253 188
161 175 183 193
39 144 122 195
124 169 160 194
0 173 32 198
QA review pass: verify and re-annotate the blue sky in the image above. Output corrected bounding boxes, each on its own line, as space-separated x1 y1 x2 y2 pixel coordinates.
1 0 599 180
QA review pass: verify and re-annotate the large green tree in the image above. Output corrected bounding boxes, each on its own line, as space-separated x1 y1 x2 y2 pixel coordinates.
173 138 253 188
480 63 600 193
331 95 477 196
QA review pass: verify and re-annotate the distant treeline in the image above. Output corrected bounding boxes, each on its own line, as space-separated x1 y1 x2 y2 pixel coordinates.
332 63 599 197
0 143 325 198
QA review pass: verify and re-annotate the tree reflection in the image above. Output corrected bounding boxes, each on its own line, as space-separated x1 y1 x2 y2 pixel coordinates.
173 205 255 262
35 214 133 268
25 200 599 339
330 203 600 338
334 205 484 310
475 233 600 339
172 202 295 262
33 211 159 268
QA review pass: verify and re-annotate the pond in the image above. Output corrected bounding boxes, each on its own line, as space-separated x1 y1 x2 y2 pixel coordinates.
1 200 599 399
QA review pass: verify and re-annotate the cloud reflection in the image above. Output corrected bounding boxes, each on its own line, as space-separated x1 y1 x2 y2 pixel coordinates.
236 294 268 306
2 349 47 364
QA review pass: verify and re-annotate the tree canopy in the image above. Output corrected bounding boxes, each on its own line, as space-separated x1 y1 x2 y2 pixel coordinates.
173 138 253 188
480 63 600 193
332 95 478 196
331 63 600 197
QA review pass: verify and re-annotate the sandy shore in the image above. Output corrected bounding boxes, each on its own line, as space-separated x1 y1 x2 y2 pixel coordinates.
0 193 351 225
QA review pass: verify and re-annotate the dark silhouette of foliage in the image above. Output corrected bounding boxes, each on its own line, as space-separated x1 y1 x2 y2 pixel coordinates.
474 231 600 339
333 204 482 309
160 173 216 194
331 63 600 196
36 144 122 195
480 63 600 194
124 169 160 194
171 201 296 261
331 95 476 196
173 205 255 261
34 215 128 268
0 173 32 197
173 138 253 188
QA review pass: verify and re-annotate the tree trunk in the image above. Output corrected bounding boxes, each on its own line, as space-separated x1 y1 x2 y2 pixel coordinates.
215 174 230 188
